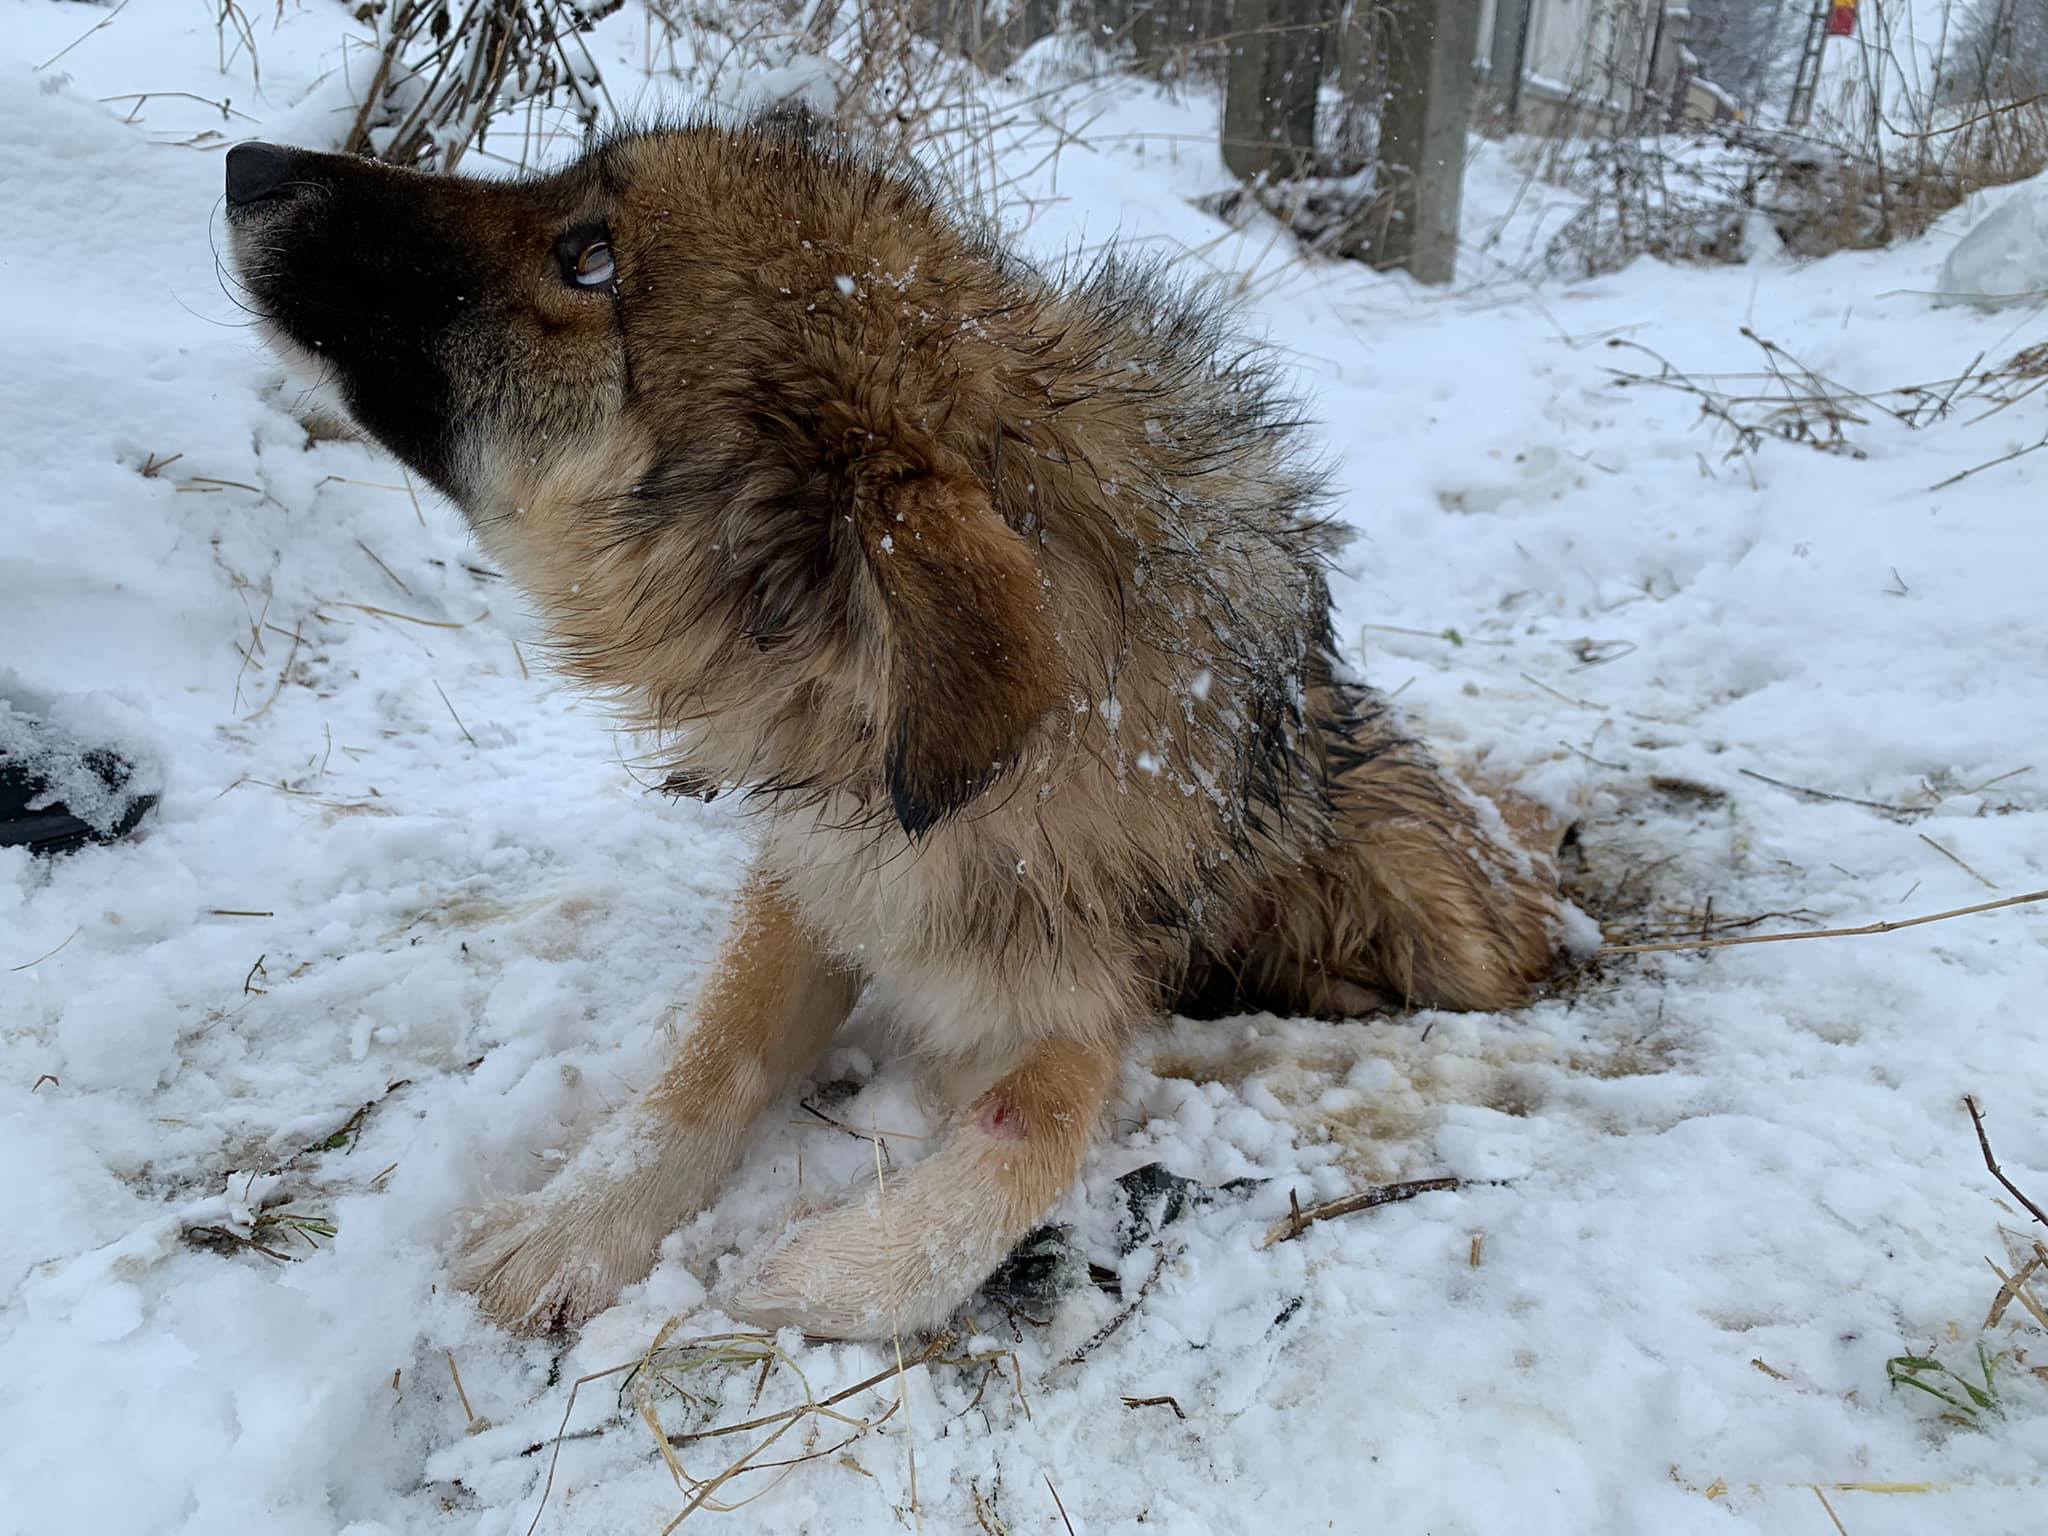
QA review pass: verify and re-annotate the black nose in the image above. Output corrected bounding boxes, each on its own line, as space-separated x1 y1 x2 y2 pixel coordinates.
225 142 294 208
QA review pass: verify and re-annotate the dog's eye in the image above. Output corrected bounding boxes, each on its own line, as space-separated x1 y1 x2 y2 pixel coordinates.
572 241 614 286
556 225 614 289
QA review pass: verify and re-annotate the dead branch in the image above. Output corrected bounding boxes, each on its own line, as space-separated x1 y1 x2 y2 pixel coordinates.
1965 1096 2048 1231
1051 1246 1169 1372
1261 1176 1473 1247
1737 767 1920 818
1121 1394 1187 1419
1599 888 2048 957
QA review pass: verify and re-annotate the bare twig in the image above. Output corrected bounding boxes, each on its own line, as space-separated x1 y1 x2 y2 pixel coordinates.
1262 1177 1471 1247
1965 1096 2048 1231
37 0 134 70
1929 431 2048 491
1052 1247 1170 1371
1600 889 2048 957
99 90 260 123
1121 1394 1187 1419
1738 767 1919 819
527 1355 646 1536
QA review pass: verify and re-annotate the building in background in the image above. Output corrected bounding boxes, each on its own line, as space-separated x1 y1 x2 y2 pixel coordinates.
1478 0 1737 131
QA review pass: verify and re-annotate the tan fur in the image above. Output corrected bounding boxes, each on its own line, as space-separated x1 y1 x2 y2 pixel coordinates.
733 1035 1122 1337
228 118 1570 1339
460 875 859 1329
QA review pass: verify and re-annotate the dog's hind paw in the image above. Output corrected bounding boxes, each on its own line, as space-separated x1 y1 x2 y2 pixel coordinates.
457 1189 662 1334
726 1189 989 1341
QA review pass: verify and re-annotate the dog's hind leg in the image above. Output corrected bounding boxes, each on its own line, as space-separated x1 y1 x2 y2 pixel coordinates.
729 1030 1122 1339
460 870 860 1333
1225 684 1564 1016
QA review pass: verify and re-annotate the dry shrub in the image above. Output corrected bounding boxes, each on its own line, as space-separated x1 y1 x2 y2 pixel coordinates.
1530 86 2048 280
640 0 1001 180
340 0 623 170
1497 0 2048 278
328 0 1050 205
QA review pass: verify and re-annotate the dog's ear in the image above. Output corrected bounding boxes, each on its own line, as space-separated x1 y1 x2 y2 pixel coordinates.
855 468 1060 837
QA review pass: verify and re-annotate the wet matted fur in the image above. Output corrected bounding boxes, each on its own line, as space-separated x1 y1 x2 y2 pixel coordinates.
224 115 1567 1338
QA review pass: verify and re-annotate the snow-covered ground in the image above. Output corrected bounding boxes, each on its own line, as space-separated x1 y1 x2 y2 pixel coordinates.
5 5 2047 1534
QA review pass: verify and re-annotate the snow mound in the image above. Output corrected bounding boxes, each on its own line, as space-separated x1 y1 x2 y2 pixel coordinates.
1938 171 2048 309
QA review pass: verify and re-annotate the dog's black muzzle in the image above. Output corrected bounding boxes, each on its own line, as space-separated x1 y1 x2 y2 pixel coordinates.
225 141 300 210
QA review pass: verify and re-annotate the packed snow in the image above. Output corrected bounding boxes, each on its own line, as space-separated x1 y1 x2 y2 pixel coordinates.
4 5 2046 1535
1941 168 2048 306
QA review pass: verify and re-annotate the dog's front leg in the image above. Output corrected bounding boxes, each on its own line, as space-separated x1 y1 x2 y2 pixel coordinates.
730 1032 1121 1339
461 872 860 1332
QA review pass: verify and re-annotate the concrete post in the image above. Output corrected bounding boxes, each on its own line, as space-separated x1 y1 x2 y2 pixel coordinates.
1486 0 1529 108
1222 0 1326 181
1222 0 1280 179
1648 1 1691 125
1377 0 1480 284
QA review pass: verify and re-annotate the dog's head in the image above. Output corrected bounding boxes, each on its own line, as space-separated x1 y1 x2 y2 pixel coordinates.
225 123 1062 836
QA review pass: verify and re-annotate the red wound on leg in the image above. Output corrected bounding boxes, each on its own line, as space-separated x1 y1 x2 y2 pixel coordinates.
978 1096 1027 1141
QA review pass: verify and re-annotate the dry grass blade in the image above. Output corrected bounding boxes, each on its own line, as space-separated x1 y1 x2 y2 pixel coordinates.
1600 889 2048 957
331 601 486 629
356 539 415 598
447 1350 489 1433
245 620 304 722
9 925 83 972
1983 1253 2048 1331
1044 1473 1076 1536
645 1324 953 1529
434 681 478 747
1917 833 1998 890
971 1482 1012 1536
661 1334 951 1449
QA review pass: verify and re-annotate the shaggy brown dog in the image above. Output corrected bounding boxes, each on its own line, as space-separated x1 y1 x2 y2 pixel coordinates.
224 116 1564 1339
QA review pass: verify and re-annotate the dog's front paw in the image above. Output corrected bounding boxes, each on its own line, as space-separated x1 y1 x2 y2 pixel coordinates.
458 1187 666 1334
726 1185 992 1340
